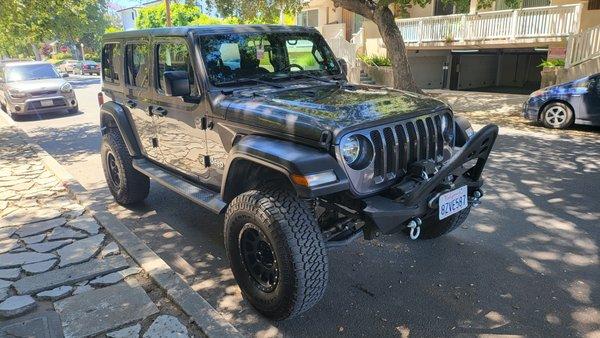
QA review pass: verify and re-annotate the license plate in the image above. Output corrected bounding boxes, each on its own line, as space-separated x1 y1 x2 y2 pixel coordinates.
438 185 468 220
40 100 54 107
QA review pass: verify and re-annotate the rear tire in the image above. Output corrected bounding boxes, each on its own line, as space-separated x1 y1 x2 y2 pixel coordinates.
224 185 329 320
101 128 149 205
541 102 574 129
416 206 471 239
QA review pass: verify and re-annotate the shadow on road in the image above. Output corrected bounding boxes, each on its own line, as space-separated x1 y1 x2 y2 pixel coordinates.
101 129 599 336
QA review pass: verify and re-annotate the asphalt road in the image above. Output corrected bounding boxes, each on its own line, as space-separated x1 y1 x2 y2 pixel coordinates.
10 76 600 337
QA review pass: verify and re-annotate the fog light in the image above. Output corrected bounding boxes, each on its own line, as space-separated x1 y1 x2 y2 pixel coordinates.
15 106 21 111
291 170 337 187
71 100 76 105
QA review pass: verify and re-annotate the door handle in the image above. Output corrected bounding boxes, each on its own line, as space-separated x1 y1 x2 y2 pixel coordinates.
125 99 137 108
153 106 167 117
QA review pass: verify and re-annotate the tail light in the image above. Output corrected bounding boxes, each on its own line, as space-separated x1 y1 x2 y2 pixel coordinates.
97 92 104 106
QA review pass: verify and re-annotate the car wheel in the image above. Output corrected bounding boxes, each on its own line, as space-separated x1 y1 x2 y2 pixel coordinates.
224 184 329 320
101 128 150 205
541 102 574 129
408 206 471 239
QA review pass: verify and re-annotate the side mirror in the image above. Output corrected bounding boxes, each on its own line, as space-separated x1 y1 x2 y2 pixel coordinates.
337 58 348 76
164 71 190 97
62 73 69 78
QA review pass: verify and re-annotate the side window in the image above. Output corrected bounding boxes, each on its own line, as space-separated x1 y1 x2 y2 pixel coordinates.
156 41 198 96
102 43 120 85
219 43 241 70
125 44 149 88
285 39 322 71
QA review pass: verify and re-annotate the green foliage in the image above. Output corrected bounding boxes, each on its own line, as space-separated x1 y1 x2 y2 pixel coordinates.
136 3 202 28
135 3 289 29
0 0 110 58
358 54 392 67
85 52 101 62
51 52 74 60
538 59 565 68
105 26 123 34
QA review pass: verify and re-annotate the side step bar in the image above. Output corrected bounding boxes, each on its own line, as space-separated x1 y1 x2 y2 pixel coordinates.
132 158 227 214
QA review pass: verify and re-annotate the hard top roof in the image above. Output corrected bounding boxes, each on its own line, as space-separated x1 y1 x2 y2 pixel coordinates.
103 25 319 41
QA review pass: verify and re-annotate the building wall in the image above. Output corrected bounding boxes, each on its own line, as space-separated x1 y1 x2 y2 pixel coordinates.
119 9 137 31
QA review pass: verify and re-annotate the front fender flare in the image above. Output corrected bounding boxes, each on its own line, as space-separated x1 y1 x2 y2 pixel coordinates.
221 135 349 200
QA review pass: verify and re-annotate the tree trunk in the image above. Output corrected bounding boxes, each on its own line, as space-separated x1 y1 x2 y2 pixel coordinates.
372 7 422 93
31 44 41 61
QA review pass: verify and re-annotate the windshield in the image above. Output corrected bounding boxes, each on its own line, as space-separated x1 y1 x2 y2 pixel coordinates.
199 32 341 86
5 64 60 82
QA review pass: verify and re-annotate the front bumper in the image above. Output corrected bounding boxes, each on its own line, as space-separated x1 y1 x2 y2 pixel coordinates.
522 98 540 121
361 124 499 234
8 93 78 115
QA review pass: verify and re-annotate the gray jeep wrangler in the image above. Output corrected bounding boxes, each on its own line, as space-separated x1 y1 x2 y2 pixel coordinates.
99 25 498 320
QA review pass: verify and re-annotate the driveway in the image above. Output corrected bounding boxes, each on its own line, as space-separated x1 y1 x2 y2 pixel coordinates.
6 81 600 336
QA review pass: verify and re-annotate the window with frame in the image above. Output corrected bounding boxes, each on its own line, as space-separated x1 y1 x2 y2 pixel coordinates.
589 0 600 10
285 39 323 71
156 41 198 96
102 43 120 84
297 10 318 27
125 43 149 88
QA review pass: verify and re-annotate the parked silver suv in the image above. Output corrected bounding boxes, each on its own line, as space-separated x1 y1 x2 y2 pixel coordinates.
0 61 78 118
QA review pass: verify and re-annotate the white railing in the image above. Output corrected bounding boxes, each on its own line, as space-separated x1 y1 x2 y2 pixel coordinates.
397 4 581 43
327 29 361 83
566 25 600 67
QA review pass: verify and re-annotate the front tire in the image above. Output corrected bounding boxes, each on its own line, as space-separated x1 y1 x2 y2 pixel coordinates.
541 102 573 129
224 186 329 320
101 129 149 205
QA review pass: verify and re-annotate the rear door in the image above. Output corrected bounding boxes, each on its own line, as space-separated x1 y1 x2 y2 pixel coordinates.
121 40 162 162
584 75 600 121
152 37 208 180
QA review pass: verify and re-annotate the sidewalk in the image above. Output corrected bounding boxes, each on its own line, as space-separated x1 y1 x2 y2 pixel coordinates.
0 124 207 337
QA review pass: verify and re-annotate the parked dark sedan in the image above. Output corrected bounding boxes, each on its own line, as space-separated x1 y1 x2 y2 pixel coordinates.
73 61 100 76
523 73 600 129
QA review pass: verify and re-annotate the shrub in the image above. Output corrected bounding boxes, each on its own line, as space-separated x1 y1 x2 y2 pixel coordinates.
538 59 565 68
52 52 74 61
358 54 391 67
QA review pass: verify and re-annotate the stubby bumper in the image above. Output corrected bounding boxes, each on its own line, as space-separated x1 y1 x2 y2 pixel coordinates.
361 124 499 234
522 98 540 121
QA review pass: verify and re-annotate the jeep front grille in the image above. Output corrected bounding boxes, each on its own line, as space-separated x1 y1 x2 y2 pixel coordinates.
337 110 452 195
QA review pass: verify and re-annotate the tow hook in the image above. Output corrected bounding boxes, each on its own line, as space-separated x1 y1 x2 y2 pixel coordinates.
469 189 483 207
406 218 422 240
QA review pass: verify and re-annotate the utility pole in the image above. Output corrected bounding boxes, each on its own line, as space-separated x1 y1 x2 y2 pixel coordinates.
165 0 172 27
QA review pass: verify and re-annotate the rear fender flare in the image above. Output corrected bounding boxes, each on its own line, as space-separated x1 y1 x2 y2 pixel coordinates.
99 101 141 157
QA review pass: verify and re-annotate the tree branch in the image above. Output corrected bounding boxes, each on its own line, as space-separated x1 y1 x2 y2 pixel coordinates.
332 0 375 20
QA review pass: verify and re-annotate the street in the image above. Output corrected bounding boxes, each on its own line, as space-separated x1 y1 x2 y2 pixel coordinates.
12 75 600 337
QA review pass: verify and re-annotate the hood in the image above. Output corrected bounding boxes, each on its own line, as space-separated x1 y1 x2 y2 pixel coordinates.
221 84 448 143
7 78 66 92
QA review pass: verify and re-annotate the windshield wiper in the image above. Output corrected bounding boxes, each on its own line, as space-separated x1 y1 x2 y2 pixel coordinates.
216 77 283 89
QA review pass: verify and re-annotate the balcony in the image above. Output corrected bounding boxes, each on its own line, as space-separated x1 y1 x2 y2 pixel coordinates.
396 4 582 48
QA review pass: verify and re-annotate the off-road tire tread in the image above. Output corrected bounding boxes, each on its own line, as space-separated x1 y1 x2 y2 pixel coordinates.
225 183 328 320
101 128 149 205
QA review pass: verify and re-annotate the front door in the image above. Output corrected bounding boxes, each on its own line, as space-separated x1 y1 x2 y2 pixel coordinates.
152 38 208 180
122 41 161 162
584 75 600 121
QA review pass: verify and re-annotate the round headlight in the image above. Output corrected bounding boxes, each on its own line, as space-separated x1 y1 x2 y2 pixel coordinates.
441 114 454 142
341 135 361 165
60 82 73 93
340 134 373 170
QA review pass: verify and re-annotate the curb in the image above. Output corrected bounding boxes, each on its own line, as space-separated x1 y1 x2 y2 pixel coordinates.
0 113 243 337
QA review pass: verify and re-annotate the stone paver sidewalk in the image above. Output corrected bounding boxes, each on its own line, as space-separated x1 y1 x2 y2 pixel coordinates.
0 125 202 337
